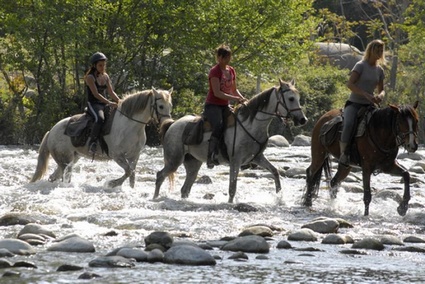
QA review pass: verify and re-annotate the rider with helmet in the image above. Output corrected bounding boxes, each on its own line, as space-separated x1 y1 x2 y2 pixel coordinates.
84 52 120 155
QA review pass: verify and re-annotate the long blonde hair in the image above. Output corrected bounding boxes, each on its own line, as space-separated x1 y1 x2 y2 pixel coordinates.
363 39 386 66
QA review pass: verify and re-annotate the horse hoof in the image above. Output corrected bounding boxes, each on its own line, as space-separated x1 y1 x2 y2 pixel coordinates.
397 204 408 216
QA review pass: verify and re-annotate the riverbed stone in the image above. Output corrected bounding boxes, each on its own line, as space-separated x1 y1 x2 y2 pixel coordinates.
403 235 425 243
144 231 173 249
89 255 135 268
322 234 351 244
57 264 84 271
268 135 290 147
0 248 14 257
391 246 425 253
0 259 13 268
221 235 270 253
78 272 102 279
116 248 148 262
302 218 339 234
292 135 311 146
147 248 164 263
276 240 292 249
164 244 216 265
0 239 36 255
234 203 258 212
228 251 249 260
287 228 318 242
352 237 384 251
239 225 273 237
47 236 95 253
17 223 56 239
380 235 404 246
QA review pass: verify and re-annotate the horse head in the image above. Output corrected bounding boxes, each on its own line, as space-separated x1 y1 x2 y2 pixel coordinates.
152 87 173 125
390 101 419 153
277 78 308 126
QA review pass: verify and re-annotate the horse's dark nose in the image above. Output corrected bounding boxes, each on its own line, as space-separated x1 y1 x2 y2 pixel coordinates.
295 117 307 126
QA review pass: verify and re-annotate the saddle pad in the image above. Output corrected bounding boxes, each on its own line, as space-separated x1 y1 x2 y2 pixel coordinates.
320 115 342 146
64 114 90 137
182 117 204 145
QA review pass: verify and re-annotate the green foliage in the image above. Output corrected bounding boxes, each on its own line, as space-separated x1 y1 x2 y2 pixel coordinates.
0 0 424 144
289 64 347 136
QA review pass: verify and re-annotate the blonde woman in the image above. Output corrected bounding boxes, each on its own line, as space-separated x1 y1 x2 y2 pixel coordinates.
339 39 386 167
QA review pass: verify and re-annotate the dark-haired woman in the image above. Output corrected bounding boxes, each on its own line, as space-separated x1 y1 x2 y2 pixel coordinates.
204 44 246 169
85 52 120 155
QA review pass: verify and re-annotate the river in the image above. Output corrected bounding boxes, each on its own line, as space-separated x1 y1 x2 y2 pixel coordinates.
0 143 425 283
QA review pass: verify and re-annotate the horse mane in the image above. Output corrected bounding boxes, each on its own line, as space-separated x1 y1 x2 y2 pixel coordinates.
370 107 395 129
370 103 418 129
238 87 275 121
119 89 153 117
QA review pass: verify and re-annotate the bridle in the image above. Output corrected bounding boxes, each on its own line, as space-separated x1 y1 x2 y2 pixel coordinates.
369 109 417 154
394 113 417 149
117 95 170 125
231 85 302 157
256 86 302 121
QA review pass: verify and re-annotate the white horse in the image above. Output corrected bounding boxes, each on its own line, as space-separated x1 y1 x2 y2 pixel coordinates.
30 87 173 188
154 79 308 203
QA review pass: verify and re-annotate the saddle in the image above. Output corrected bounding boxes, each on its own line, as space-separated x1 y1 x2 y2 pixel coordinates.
182 108 236 146
64 106 116 153
320 106 374 147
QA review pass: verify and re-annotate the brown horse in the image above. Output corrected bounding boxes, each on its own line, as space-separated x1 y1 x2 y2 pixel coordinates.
303 101 419 216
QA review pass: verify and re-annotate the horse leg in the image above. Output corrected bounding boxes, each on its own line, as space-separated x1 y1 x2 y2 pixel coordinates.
385 161 410 216
228 161 241 203
329 164 351 199
181 154 203 199
361 169 372 216
154 156 182 199
251 153 281 193
49 151 78 183
108 155 133 188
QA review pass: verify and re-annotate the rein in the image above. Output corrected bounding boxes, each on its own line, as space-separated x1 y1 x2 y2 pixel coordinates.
231 86 296 158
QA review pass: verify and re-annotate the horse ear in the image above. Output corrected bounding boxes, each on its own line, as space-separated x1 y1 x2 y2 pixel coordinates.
279 78 283 85
389 104 400 113
413 100 419 109
152 87 158 95
168 87 173 95
290 78 296 86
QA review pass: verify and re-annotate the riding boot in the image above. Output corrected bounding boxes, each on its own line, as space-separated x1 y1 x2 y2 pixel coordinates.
207 136 220 169
88 123 102 155
339 141 350 167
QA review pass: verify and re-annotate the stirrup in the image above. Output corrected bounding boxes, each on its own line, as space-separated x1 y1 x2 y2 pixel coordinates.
207 154 219 169
89 142 97 155
338 154 350 168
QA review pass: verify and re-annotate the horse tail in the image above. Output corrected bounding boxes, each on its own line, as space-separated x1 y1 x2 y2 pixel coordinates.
30 131 50 182
168 172 175 192
159 118 175 144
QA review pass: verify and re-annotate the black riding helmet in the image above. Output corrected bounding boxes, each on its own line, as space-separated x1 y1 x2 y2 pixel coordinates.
90 52 107 65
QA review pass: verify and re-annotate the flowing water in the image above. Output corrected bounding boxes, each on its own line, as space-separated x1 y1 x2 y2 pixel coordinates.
1 144 425 283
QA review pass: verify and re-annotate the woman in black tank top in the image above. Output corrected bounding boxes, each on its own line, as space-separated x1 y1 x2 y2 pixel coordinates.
84 52 120 155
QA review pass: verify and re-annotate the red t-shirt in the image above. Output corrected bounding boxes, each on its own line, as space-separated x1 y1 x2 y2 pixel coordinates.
205 64 236 106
